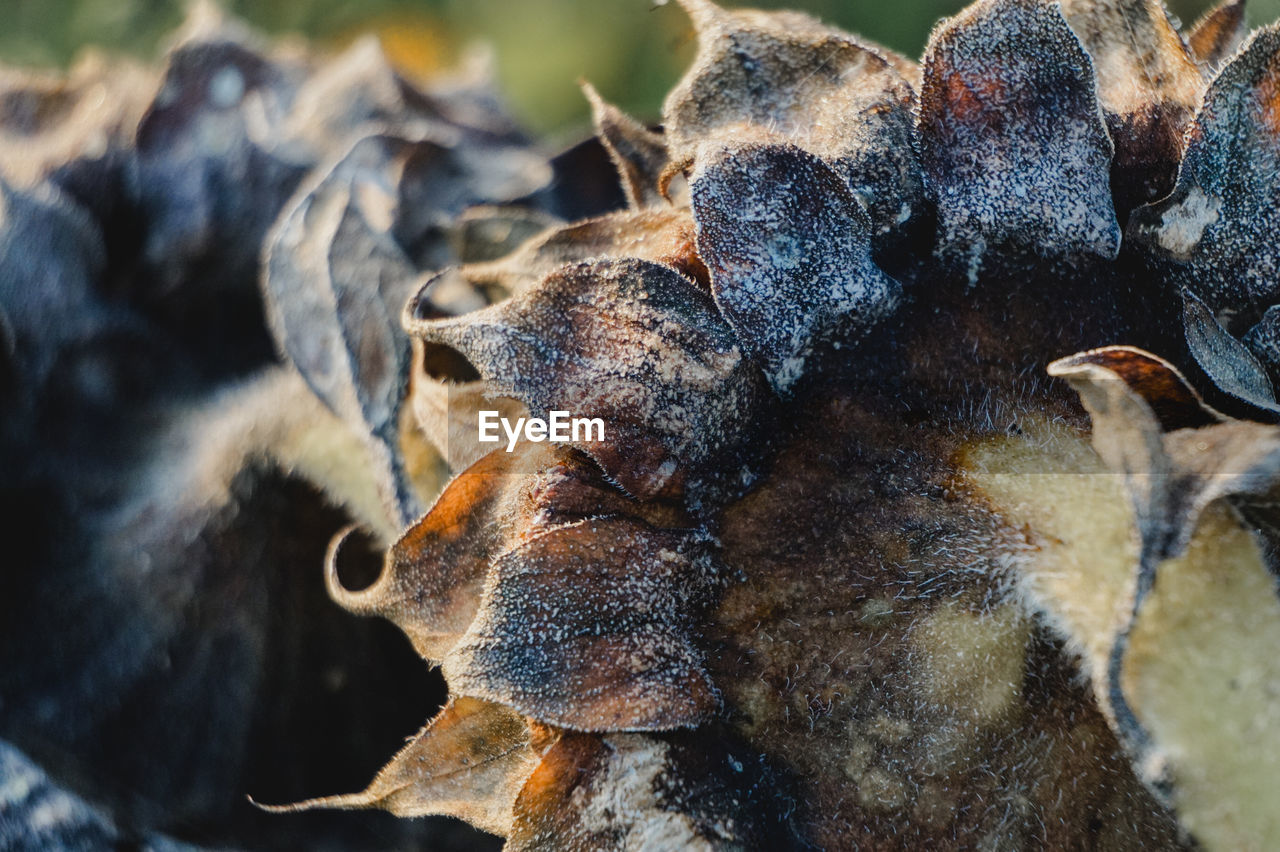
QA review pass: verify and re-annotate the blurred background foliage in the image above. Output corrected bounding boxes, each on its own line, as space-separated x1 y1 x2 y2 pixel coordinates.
0 0 1268 137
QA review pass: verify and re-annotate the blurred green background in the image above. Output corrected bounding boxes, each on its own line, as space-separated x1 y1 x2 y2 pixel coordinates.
0 0 1270 137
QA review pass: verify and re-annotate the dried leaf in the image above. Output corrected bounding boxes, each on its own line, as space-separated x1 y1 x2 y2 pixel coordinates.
583 82 673 210
325 447 516 663
449 205 562 264
256 697 540 837
1128 25 1280 316
691 143 901 396
410 348 529 473
263 134 427 528
509 732 794 851
405 257 770 502
134 34 308 295
443 517 719 732
422 207 707 309
1182 288 1280 413
1059 0 1205 211
0 53 154 189
663 0 923 237
1049 345 1220 429
327 442 678 662
919 0 1121 271
0 180 134 412
1187 0 1249 71
1028 349 1280 847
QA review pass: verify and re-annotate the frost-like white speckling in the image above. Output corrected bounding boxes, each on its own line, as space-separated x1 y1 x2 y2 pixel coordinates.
691 143 901 397
663 0 923 238
919 0 1121 267
1129 25 1280 315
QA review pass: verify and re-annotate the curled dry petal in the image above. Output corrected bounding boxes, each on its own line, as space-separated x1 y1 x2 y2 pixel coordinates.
691 143 901 396
1059 0 1205 212
262 134 427 528
1051 345 1220 429
409 210 711 470
582 82 673 211
919 0 1121 271
326 448 514 664
1022 348 1280 847
327 441 690 663
662 0 923 237
1129 25 1280 316
418 207 707 311
1187 0 1249 72
405 257 770 501
444 517 719 732
256 696 541 837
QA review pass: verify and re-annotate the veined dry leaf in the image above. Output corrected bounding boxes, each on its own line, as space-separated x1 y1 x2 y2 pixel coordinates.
1187 0 1249 71
691 143 900 396
1181 288 1280 414
405 257 770 502
1129 25 1280 317
263 134 427 528
257 697 540 837
1059 0 1205 212
443 516 719 731
919 0 1121 272
662 0 923 237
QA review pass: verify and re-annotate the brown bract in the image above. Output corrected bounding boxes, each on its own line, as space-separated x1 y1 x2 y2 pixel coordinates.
919 0 1121 271
1130 25 1280 319
691 143 900 396
1188 0 1250 71
508 733 789 851
258 696 541 836
405 257 770 502
663 0 923 238
1059 0 1206 212
582 83 675 211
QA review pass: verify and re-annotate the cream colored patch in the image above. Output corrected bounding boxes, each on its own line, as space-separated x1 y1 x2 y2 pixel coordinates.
960 417 1134 670
962 416 1280 850
857 766 908 812
1128 506 1280 850
586 736 716 851
911 601 1030 728
1155 187 1222 259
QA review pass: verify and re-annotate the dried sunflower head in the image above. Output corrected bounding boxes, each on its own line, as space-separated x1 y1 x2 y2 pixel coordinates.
261 0 1280 848
6 0 1280 849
